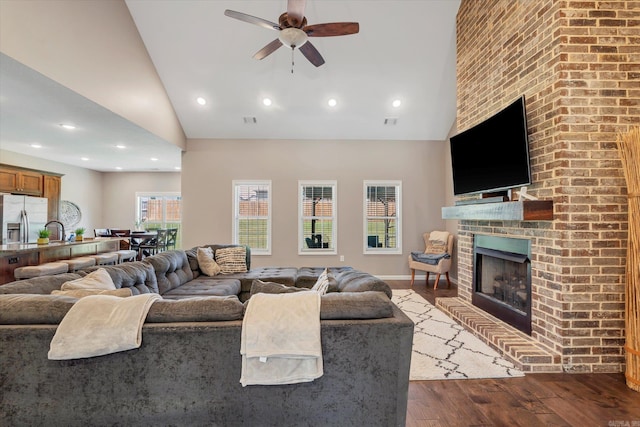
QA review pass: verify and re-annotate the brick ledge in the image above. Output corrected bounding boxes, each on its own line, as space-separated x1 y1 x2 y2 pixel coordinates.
436 297 562 373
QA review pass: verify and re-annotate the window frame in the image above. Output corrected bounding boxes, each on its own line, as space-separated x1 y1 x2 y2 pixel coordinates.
298 180 337 255
232 180 272 256
363 180 402 255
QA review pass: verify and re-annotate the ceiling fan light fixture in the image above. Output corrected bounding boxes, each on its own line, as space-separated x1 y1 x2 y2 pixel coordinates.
279 27 308 49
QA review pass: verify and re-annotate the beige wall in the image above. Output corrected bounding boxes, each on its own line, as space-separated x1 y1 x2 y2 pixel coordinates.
101 172 181 232
0 0 185 150
183 139 450 277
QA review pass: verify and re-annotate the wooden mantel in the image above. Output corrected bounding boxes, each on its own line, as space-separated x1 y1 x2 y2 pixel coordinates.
441 200 554 221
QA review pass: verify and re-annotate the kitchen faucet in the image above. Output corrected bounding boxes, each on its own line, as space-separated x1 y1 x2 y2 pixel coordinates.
44 220 66 242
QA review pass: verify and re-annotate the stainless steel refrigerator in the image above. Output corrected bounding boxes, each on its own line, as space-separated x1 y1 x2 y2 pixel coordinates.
0 194 48 244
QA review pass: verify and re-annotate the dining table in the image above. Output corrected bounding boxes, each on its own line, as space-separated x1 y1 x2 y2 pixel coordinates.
130 231 157 260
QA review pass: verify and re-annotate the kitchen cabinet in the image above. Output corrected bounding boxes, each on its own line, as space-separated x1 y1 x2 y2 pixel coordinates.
43 175 62 220
0 167 43 195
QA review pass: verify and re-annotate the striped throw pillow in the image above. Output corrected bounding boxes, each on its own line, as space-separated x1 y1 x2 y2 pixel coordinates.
215 246 248 274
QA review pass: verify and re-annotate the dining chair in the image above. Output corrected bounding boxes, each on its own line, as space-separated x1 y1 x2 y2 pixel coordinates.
166 228 178 250
94 228 110 238
139 229 168 256
110 229 132 250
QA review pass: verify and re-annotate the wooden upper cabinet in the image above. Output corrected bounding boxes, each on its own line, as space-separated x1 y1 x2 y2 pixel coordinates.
0 167 44 196
43 175 62 220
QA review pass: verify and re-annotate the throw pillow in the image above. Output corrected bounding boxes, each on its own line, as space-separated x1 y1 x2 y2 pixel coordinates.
51 288 133 298
425 231 449 254
197 246 221 276
61 268 116 290
215 246 248 274
311 268 330 295
250 279 309 296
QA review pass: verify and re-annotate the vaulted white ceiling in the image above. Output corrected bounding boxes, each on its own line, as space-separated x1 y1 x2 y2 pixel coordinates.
0 0 460 172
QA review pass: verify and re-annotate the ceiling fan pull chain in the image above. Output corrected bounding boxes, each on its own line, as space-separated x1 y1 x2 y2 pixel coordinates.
291 47 295 74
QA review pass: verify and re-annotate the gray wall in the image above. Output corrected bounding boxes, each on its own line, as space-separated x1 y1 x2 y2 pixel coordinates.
182 138 450 276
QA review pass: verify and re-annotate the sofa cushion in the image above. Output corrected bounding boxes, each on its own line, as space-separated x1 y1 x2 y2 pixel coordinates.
162 278 241 299
52 288 133 298
0 294 77 324
146 296 244 322
196 247 221 276
84 261 160 295
0 272 86 295
215 246 248 274
335 270 392 298
144 250 194 294
250 279 309 296
320 291 394 319
295 266 353 288
61 268 116 290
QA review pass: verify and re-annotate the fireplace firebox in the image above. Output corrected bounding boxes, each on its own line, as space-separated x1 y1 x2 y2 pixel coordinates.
473 235 532 335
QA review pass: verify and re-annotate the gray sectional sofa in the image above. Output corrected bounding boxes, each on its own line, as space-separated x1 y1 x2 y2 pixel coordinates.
0 245 413 426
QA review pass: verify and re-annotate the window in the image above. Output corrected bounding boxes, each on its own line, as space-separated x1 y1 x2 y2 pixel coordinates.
136 192 182 248
299 181 337 254
233 181 271 255
364 181 401 254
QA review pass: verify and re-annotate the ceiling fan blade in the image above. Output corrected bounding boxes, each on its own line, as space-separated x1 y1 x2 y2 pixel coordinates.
304 22 360 37
224 10 280 31
299 41 325 67
287 0 306 27
253 39 284 60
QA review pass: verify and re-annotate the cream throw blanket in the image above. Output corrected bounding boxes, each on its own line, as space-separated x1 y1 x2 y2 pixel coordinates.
240 292 322 386
48 293 161 360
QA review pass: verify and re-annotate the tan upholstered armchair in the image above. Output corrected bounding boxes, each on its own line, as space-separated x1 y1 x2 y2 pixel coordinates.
408 231 454 289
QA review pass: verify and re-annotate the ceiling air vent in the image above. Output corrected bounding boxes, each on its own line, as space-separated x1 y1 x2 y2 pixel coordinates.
243 116 257 124
384 118 398 125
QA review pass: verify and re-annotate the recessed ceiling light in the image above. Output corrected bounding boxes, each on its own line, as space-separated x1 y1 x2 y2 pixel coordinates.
263 98 272 107
81 157 89 161
174 166 181 171
150 157 158 161
328 98 337 107
392 99 402 108
115 166 123 170
196 97 207 106
115 144 126 149
30 143 42 148
59 123 76 130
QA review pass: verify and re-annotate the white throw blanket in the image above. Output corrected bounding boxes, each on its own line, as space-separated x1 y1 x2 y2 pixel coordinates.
48 293 161 360
240 292 322 386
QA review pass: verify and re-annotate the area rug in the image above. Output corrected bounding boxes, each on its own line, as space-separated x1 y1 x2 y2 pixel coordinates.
392 289 525 380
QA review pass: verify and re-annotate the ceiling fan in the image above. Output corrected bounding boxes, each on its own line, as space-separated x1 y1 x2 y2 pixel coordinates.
224 0 359 68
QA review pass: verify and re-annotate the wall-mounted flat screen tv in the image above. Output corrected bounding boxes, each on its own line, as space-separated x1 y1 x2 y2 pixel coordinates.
450 95 532 196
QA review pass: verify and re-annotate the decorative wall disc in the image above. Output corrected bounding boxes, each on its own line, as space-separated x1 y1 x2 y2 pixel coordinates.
59 200 82 228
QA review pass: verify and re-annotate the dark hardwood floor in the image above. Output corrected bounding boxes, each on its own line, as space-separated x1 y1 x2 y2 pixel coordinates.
388 279 640 427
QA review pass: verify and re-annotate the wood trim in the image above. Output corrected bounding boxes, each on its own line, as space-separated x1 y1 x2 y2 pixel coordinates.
441 200 553 221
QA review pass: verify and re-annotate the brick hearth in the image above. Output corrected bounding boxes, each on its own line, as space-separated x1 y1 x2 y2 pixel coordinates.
437 297 562 372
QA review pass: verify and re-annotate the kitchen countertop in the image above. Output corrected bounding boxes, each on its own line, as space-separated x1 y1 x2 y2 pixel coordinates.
0 238 122 254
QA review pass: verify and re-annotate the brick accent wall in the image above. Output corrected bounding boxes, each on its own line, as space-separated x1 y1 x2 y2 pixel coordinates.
456 0 639 372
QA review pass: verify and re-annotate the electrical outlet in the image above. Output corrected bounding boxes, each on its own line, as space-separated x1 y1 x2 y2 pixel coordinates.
340 255 345 262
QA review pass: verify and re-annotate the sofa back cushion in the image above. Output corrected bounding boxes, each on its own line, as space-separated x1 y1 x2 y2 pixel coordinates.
146 296 244 322
0 294 77 324
186 244 251 276
0 272 86 295
84 261 160 295
144 250 194 294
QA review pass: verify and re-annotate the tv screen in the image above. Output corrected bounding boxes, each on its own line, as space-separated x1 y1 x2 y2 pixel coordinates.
450 96 532 196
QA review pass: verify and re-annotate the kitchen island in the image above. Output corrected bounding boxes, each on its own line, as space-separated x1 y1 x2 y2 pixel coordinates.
0 238 121 285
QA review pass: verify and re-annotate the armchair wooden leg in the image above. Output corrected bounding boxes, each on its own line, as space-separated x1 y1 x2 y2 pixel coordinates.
445 272 451 288
434 273 441 290
410 269 415 286
425 272 430 287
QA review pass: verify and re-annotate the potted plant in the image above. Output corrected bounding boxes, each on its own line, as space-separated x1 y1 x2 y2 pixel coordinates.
37 229 50 245
74 227 86 241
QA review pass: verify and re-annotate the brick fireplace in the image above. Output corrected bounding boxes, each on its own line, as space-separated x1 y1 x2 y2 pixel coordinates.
439 0 638 373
